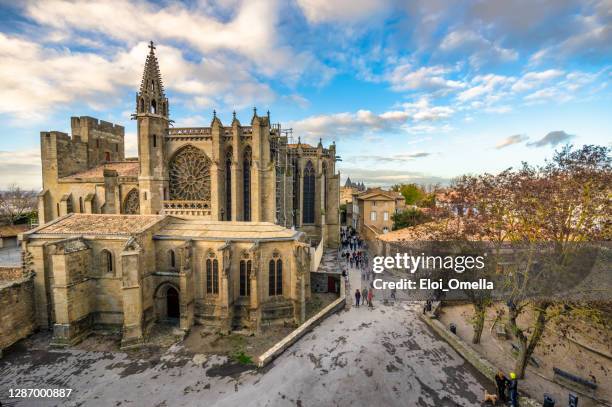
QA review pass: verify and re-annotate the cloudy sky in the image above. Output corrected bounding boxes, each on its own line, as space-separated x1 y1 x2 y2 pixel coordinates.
0 0 610 189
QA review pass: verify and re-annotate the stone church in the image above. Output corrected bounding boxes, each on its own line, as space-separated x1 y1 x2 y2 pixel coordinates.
21 42 340 348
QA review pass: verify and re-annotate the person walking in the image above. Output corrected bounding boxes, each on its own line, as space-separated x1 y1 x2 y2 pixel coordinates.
367 289 374 308
355 289 361 307
508 372 518 407
362 288 368 307
495 370 509 403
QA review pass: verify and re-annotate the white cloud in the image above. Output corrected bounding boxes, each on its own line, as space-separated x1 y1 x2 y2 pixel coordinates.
439 29 518 67
495 134 528 149
457 74 514 102
511 69 564 92
22 0 314 78
289 109 408 141
0 149 42 189
346 152 431 163
386 64 464 92
296 0 391 23
338 167 449 187
0 35 274 119
400 98 455 121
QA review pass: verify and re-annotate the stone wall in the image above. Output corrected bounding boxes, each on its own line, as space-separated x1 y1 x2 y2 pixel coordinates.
0 271 36 357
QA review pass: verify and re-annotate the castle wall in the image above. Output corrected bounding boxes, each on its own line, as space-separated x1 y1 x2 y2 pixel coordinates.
0 269 36 357
38 116 128 224
71 116 125 165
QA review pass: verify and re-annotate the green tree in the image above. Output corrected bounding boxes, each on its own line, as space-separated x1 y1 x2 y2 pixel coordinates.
392 208 429 230
392 183 426 205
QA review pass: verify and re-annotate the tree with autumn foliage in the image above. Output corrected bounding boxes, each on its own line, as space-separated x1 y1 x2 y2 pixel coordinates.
417 145 611 373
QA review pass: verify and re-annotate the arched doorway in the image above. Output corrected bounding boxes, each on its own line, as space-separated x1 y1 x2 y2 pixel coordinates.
154 283 180 323
166 287 180 319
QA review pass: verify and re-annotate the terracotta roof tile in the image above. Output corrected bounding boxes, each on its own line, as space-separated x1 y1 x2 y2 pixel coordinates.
61 161 139 181
157 218 299 240
0 224 29 237
30 214 165 236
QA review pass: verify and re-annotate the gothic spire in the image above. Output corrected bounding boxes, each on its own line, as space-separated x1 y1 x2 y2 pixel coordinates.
139 41 165 97
136 41 169 118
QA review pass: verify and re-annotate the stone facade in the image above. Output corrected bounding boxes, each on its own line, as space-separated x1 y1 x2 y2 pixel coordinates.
25 42 340 349
21 214 312 347
37 43 340 247
352 188 405 235
0 269 36 357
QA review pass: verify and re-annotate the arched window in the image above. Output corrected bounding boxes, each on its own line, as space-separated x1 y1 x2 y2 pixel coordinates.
206 256 219 294
268 255 283 296
239 259 251 296
292 157 299 225
242 146 252 221
139 98 145 113
66 196 74 214
150 99 157 114
169 249 176 269
79 197 84 213
153 134 157 148
303 161 315 224
225 148 232 221
100 249 113 273
322 161 328 214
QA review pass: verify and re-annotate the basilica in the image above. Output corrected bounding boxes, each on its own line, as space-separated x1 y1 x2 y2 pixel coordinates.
21 42 340 348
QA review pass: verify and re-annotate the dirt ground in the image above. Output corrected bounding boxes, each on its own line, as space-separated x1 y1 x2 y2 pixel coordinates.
439 303 612 407
182 325 294 361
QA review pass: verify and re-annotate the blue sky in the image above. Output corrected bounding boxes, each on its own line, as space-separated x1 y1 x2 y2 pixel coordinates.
0 0 610 189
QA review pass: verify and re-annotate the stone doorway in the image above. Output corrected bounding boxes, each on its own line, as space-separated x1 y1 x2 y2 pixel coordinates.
166 287 180 319
154 283 181 323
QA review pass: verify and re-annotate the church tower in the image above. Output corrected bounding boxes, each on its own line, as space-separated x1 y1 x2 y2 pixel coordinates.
136 41 169 214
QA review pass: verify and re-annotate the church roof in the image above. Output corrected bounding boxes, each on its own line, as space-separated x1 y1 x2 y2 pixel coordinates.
61 161 139 181
155 218 301 241
25 213 166 237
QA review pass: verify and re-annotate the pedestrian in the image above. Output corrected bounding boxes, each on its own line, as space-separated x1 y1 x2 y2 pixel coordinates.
355 289 361 307
495 370 509 403
362 288 368 306
367 289 374 308
508 372 518 407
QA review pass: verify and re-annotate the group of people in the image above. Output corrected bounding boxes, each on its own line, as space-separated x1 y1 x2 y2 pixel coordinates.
343 250 368 269
354 288 373 308
340 227 363 251
495 370 519 406
341 227 369 270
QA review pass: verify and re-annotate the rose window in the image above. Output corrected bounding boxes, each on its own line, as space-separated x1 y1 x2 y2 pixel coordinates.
169 145 211 201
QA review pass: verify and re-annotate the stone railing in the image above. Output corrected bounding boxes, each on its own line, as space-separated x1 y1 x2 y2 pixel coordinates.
168 127 211 136
162 200 211 217
310 237 325 272
257 277 346 367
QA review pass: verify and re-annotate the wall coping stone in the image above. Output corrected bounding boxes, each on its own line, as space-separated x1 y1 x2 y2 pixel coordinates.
419 312 542 407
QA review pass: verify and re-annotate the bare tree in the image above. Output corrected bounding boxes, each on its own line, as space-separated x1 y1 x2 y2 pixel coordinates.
0 184 38 225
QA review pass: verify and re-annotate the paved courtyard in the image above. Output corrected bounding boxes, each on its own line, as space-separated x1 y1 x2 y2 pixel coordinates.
0 298 492 407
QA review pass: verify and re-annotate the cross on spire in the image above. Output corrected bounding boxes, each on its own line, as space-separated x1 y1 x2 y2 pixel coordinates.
148 41 156 53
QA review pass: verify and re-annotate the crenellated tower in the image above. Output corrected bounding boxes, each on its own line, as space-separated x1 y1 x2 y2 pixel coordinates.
135 41 170 214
